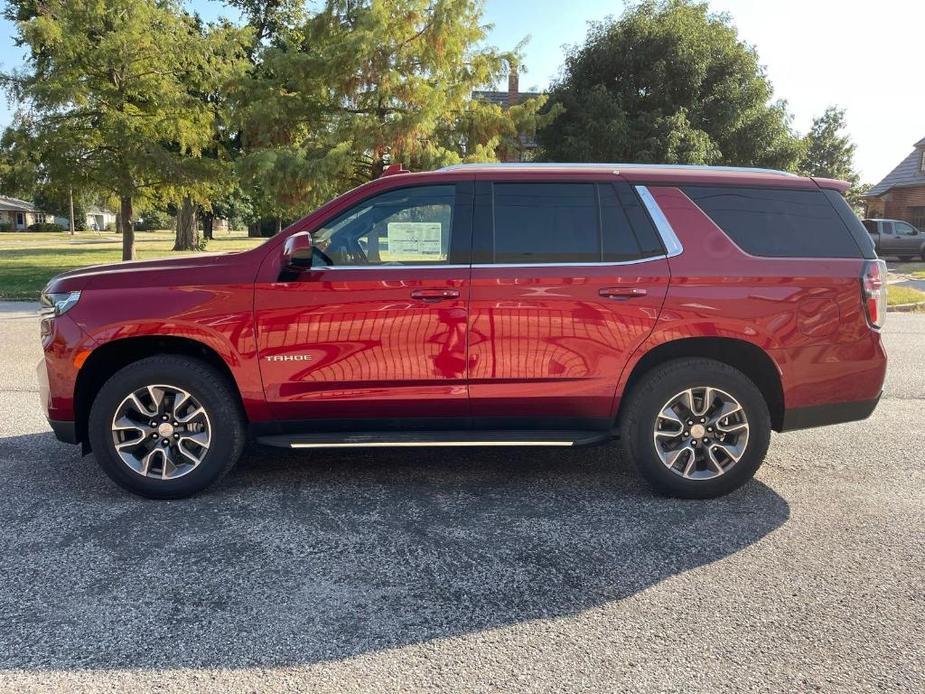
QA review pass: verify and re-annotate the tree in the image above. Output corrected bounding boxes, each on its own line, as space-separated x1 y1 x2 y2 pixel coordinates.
2 0 244 260
799 106 867 208
234 0 531 223
536 0 802 170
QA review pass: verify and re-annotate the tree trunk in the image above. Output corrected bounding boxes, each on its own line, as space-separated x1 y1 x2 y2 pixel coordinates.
68 187 75 236
202 211 214 240
120 196 135 261
173 196 199 251
276 217 282 235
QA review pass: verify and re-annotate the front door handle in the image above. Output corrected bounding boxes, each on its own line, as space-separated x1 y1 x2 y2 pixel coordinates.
411 288 460 302
599 287 647 300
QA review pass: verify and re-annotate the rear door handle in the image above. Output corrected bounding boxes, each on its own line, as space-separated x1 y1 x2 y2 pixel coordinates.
599 287 647 300
411 288 460 302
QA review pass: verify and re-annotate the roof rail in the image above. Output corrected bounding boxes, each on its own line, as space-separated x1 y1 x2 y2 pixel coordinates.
437 162 798 177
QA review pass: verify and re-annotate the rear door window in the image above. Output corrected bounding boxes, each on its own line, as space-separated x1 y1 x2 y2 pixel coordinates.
492 183 600 263
683 186 863 258
489 182 656 264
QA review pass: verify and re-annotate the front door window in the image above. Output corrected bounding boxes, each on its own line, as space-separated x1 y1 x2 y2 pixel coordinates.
312 185 455 267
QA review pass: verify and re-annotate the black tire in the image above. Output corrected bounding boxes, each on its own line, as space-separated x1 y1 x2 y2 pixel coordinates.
620 358 771 499
88 356 246 499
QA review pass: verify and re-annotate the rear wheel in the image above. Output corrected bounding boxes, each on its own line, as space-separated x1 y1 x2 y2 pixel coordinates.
620 358 771 499
88 356 246 499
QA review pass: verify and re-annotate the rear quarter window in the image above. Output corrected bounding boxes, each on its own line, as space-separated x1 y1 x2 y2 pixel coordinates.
683 186 863 258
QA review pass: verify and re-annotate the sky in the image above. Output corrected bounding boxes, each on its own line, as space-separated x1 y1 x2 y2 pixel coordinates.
0 0 922 183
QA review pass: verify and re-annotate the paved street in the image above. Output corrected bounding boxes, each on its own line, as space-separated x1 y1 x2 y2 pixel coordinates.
0 302 922 693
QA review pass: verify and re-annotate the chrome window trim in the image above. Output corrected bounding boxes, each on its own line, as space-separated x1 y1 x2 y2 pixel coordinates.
472 256 666 268
311 256 667 271
310 264 469 271
635 185 684 258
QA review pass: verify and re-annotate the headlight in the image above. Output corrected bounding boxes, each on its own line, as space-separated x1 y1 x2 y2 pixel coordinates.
40 290 82 318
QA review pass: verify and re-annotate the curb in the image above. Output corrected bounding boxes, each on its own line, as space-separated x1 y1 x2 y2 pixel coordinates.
888 301 925 313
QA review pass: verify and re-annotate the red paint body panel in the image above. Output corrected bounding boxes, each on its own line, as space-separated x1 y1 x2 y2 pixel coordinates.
39 165 886 441
611 186 886 415
468 260 669 419
254 267 469 420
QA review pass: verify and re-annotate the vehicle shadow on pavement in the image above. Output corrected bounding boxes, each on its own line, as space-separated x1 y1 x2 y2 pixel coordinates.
0 432 789 672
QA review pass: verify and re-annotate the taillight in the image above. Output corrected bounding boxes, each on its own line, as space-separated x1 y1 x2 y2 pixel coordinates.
861 260 887 329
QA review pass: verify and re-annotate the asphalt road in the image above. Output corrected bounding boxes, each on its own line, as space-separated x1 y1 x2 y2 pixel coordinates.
0 302 922 693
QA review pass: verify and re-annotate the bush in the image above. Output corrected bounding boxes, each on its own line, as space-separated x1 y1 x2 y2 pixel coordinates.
0 222 12 232
27 222 65 232
104 222 116 232
135 210 172 231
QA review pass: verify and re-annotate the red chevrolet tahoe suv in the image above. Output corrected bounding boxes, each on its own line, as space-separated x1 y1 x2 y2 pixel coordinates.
37 163 888 500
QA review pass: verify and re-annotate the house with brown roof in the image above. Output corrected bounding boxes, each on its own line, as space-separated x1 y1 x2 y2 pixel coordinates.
863 136 925 230
0 195 50 231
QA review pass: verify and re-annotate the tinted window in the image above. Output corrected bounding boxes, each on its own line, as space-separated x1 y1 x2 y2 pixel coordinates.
599 184 643 261
312 186 454 266
683 186 862 258
613 182 665 257
881 221 894 235
493 183 600 263
862 220 878 234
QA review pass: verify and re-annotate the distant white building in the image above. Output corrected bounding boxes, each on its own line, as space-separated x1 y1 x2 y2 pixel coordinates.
85 207 117 231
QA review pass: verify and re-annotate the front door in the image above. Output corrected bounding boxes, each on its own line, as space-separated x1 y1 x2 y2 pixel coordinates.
467 179 669 428
255 183 473 426
893 221 921 254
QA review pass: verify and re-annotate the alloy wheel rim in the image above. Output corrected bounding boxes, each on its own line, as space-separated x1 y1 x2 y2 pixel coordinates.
110 384 211 480
652 386 749 480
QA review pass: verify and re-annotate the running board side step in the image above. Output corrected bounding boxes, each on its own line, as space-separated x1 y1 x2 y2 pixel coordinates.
256 430 611 449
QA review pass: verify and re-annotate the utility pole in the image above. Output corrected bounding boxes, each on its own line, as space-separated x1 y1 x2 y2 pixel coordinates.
68 186 75 236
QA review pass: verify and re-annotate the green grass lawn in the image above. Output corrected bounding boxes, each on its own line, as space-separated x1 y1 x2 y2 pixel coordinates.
0 230 266 300
888 261 925 279
887 284 925 307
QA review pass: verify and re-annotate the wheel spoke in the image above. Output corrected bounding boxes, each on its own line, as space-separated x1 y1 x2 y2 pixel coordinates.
176 406 205 424
713 441 745 463
127 393 157 418
665 445 693 469
706 446 726 473
715 419 748 434
146 386 166 412
170 390 191 418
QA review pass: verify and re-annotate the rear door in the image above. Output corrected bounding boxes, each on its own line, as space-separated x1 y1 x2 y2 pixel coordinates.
467 178 669 428
879 221 896 254
255 182 473 425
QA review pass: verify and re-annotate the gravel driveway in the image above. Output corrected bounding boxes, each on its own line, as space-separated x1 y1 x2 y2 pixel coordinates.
0 302 922 693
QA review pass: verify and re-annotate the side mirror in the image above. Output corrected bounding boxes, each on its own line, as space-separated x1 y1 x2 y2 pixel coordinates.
282 231 312 271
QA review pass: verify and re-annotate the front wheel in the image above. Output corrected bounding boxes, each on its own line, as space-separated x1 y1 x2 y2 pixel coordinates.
620 358 771 499
88 356 246 499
